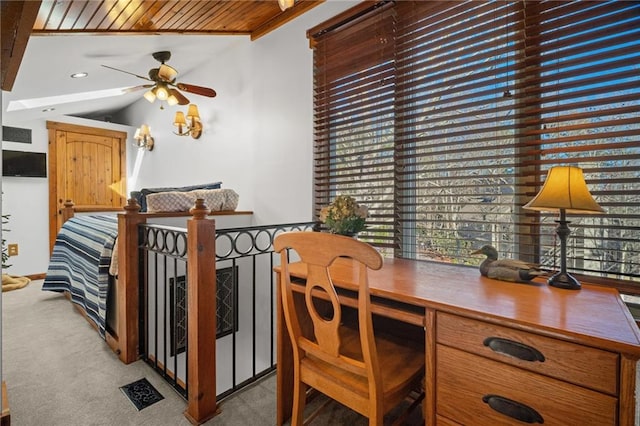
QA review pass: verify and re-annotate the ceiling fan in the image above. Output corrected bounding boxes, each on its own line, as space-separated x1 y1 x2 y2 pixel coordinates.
102 51 216 107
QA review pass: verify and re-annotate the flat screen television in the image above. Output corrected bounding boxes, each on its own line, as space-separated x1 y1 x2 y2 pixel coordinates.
2 150 47 177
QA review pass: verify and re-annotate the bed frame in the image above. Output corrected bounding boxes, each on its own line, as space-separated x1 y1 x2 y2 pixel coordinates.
58 198 253 423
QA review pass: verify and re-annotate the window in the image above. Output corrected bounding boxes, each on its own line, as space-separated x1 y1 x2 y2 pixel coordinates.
309 1 640 288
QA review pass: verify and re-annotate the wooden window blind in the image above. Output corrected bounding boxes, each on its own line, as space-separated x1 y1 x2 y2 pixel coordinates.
310 0 640 288
310 1 397 249
519 1 640 288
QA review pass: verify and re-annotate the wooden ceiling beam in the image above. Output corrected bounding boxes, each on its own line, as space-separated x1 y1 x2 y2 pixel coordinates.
1 1 42 91
251 0 325 41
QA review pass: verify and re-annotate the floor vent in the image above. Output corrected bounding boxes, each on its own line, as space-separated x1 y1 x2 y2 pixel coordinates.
120 378 164 411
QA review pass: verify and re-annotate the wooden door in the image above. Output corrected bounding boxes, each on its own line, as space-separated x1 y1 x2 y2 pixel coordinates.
47 121 127 251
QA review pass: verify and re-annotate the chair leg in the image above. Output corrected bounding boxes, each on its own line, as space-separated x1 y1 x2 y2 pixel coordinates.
291 379 307 426
368 402 384 426
368 414 383 426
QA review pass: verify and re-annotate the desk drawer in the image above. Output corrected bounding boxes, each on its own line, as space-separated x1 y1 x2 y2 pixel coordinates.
436 345 617 425
436 312 618 395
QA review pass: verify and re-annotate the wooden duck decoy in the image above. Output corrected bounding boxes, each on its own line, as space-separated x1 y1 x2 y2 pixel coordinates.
471 245 545 283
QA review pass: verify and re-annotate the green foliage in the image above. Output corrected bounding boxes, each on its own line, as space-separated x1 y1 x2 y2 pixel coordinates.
319 195 368 236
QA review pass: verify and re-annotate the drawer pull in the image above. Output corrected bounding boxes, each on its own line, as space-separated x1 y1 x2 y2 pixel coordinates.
483 337 545 362
482 394 544 424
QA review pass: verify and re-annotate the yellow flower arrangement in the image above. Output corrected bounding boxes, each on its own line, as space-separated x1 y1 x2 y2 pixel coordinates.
319 195 368 236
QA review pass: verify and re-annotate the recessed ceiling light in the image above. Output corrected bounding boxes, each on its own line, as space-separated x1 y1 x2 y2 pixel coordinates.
71 72 88 78
42 107 55 112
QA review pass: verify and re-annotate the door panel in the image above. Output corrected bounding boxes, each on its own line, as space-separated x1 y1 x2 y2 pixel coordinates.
62 131 121 208
47 121 127 252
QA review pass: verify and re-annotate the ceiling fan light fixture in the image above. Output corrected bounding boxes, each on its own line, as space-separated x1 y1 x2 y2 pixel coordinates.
158 64 178 82
143 89 156 103
167 94 179 106
102 51 216 109
155 84 169 101
278 0 294 11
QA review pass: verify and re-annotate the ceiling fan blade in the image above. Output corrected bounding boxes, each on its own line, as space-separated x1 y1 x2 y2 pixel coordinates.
169 88 190 105
122 84 153 93
102 65 152 82
176 83 217 98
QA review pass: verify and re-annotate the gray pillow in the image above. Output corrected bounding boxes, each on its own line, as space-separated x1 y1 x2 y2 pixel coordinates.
131 182 222 212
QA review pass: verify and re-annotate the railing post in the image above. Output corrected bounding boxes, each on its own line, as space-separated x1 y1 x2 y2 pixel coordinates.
116 198 146 364
184 199 219 424
61 199 75 223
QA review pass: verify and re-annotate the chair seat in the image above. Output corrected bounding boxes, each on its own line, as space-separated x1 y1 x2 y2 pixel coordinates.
300 325 424 417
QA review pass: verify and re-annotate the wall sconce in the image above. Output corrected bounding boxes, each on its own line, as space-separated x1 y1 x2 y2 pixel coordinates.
174 104 203 139
278 0 294 11
523 166 604 290
134 124 154 151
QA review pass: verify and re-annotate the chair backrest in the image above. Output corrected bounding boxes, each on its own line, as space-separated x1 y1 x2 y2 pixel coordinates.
274 231 384 386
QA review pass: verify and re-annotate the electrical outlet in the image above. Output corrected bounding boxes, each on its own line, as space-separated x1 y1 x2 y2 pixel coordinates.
8 244 18 256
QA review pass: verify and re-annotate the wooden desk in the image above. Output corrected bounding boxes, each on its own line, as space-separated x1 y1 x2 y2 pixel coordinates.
275 257 640 425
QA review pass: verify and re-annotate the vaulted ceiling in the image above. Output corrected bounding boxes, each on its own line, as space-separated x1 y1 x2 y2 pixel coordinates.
2 0 324 92
0 0 324 123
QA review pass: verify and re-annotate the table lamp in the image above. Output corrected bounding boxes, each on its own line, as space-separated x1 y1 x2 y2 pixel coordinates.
523 166 604 290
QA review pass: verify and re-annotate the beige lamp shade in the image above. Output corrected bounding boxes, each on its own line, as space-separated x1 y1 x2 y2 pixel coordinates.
133 124 154 151
139 124 151 137
278 0 294 11
173 111 187 126
158 64 178 82
523 166 604 214
166 94 179 106
186 104 200 121
143 89 156 103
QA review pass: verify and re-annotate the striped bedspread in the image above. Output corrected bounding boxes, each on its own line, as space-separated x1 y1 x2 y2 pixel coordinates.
42 215 118 339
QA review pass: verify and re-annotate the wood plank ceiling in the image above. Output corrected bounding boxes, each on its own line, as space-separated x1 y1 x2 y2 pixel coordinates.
1 0 325 91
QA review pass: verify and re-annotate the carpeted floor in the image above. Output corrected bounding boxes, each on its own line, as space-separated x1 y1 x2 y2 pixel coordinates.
2 280 203 425
1 280 422 425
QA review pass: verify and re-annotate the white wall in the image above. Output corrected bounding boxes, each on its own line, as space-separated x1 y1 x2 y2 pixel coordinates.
1 1 357 277
123 2 357 226
1 115 136 276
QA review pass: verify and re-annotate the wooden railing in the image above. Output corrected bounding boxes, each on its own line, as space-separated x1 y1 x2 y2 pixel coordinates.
117 198 219 423
61 199 223 424
61 198 316 425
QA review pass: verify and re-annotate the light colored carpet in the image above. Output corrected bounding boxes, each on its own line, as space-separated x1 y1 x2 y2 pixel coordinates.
2 280 276 425
1 280 422 425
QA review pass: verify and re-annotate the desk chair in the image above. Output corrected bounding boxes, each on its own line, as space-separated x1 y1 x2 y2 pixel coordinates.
274 232 425 425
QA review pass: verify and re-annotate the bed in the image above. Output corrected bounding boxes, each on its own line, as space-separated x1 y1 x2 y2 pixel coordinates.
42 214 118 339
42 185 245 350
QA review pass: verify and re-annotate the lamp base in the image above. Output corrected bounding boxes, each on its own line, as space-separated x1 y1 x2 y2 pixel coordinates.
548 271 581 290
